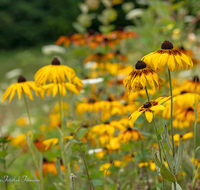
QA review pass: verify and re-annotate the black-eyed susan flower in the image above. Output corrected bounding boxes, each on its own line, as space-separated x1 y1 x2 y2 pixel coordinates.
35 158 65 177
34 58 76 85
44 82 80 97
173 76 200 95
123 61 164 93
118 127 144 143
130 97 170 123
2 76 44 103
174 132 194 145
142 41 193 72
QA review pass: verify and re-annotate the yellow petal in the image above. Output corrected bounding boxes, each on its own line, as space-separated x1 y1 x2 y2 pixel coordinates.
150 105 165 111
2 84 15 102
129 111 143 123
145 110 153 122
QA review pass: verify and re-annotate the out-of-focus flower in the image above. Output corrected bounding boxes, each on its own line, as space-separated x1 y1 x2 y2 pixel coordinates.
2 76 44 103
123 61 164 93
173 76 200 95
126 9 143 20
118 127 144 143
55 34 85 47
143 41 193 72
130 97 170 123
34 58 76 85
174 132 194 145
44 82 80 97
41 45 66 55
16 117 29 126
35 158 65 177
100 161 122 175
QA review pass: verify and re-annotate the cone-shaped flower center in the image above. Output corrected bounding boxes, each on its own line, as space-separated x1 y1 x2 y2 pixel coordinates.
143 102 152 108
187 107 194 112
104 121 110 125
51 58 60 65
161 41 173 49
127 127 133 131
193 76 199 82
180 90 187 94
135 61 146 69
18 76 26 83
88 98 95 103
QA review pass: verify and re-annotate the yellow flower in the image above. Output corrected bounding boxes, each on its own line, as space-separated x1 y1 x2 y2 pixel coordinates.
123 61 164 93
43 138 58 150
10 134 27 148
142 41 193 72
44 82 80 97
118 127 144 143
16 117 29 126
173 76 200 95
2 76 44 103
130 97 170 123
139 162 148 167
174 132 194 145
34 58 76 84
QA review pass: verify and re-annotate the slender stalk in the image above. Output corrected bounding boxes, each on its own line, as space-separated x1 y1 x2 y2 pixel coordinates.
75 134 93 190
72 178 75 190
193 88 200 179
167 69 175 158
145 87 165 189
2 143 8 190
22 93 44 190
22 93 33 137
144 87 150 101
167 69 176 190
57 84 64 132
104 160 114 190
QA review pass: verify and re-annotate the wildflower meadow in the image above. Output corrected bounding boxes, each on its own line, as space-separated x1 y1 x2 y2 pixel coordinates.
0 0 200 190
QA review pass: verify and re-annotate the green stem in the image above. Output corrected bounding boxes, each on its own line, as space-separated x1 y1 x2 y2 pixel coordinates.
145 87 165 189
22 93 44 190
167 69 175 158
22 93 33 137
193 88 200 180
167 69 176 190
144 87 150 101
75 134 93 190
3 143 8 190
57 84 64 133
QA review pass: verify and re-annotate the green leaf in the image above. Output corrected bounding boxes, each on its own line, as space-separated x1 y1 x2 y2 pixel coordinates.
66 127 75 133
90 170 104 179
0 137 11 143
151 147 161 168
91 179 104 187
54 182 66 190
55 157 63 181
0 150 7 157
195 146 200 152
175 137 182 174
77 128 88 139
172 182 183 190
160 164 176 183
72 22 86 34
164 125 172 151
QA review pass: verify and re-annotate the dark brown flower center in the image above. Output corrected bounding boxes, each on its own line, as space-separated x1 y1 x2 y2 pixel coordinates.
127 127 133 131
104 121 110 125
187 107 194 112
135 61 146 69
180 90 187 94
18 76 26 83
193 76 199 82
51 58 60 65
143 102 152 108
88 98 95 103
161 41 173 49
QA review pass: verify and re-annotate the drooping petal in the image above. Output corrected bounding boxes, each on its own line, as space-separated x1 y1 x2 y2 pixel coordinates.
145 110 153 122
129 110 143 123
150 105 165 111
2 84 15 102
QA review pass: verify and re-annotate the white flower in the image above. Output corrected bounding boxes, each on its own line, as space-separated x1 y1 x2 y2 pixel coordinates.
125 9 143 20
41 45 66 55
82 78 104 84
